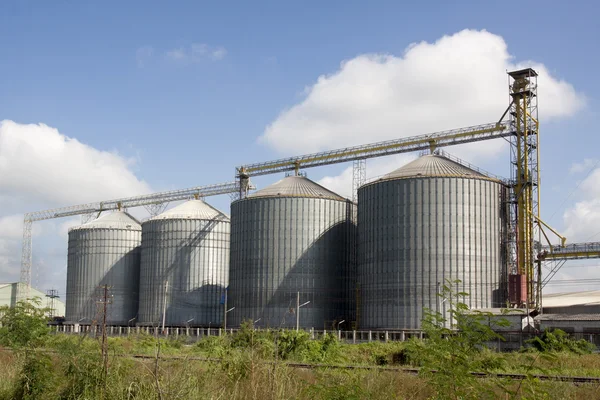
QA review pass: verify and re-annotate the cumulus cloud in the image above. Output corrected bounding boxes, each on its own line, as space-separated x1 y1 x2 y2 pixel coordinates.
260 29 585 159
165 43 227 63
542 162 600 293
317 154 416 199
0 120 151 207
561 165 600 242
0 120 151 292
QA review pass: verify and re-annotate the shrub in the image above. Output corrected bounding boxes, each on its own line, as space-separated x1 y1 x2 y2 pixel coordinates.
13 352 55 400
528 329 596 354
405 279 510 399
0 298 50 348
196 335 231 357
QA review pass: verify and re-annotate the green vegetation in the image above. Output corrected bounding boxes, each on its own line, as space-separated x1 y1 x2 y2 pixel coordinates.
0 298 50 348
0 296 598 399
528 329 597 355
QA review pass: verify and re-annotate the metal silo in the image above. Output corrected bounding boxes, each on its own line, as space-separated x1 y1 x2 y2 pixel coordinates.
138 200 230 327
228 175 356 330
358 154 507 330
65 211 141 325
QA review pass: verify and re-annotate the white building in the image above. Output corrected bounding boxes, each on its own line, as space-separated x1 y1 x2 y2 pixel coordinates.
0 282 66 317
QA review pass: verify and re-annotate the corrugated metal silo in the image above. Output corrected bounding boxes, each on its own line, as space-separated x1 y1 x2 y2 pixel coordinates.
138 200 230 326
228 175 356 330
65 211 141 325
358 154 507 330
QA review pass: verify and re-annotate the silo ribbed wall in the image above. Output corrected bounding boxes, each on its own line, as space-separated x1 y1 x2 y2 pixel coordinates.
138 217 230 326
229 197 356 329
358 176 505 330
66 227 141 325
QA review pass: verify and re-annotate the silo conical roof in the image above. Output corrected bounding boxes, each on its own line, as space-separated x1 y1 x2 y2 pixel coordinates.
70 211 142 231
381 155 496 181
247 175 347 201
149 199 229 221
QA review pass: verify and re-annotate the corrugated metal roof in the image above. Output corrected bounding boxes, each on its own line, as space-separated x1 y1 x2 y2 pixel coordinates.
379 155 496 181
535 313 600 321
247 175 347 201
149 199 229 221
543 291 600 307
70 211 141 231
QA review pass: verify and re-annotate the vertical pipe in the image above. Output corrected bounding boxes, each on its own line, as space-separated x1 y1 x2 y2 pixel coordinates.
223 288 228 331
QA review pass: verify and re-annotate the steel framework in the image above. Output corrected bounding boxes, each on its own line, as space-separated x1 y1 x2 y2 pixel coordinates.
237 122 512 179
18 69 600 310
18 181 254 300
234 69 600 310
352 159 367 203
507 68 540 307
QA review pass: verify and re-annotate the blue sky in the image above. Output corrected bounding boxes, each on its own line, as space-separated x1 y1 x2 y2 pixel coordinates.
1 0 599 294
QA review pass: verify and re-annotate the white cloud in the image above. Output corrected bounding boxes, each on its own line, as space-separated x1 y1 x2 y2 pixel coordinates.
260 29 585 160
0 120 151 207
165 43 227 63
318 154 417 199
562 196 600 243
136 46 154 67
211 47 227 61
166 48 187 61
570 158 599 174
0 120 151 292
0 215 26 240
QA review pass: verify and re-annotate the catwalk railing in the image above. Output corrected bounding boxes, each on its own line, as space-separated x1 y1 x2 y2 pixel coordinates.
50 325 600 351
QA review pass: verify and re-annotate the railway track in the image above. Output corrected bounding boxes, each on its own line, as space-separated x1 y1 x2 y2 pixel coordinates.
129 354 600 384
5 349 599 384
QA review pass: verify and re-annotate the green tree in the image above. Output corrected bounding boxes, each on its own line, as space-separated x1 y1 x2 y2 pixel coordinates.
0 297 51 348
405 280 510 400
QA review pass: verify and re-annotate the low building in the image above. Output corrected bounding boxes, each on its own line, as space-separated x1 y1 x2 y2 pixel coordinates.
0 282 65 317
542 291 600 314
534 313 600 334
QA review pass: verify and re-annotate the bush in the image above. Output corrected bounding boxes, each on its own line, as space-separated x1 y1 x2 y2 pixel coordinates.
404 280 510 399
528 329 596 354
60 351 104 399
13 352 55 400
276 329 311 360
0 298 50 348
196 335 231 357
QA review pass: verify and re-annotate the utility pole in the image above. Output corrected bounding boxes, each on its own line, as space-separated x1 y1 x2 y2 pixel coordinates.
296 292 310 332
45 289 59 319
161 280 168 335
223 288 227 331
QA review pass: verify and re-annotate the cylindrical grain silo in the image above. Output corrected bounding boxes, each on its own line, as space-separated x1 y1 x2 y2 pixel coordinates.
228 175 356 330
65 211 141 325
137 200 230 327
358 154 507 330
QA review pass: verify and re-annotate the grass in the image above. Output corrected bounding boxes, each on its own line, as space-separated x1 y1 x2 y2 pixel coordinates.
0 331 599 399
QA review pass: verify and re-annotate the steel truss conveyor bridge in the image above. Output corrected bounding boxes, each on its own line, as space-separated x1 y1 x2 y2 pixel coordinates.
19 181 255 299
20 69 600 309
235 68 600 310
537 242 600 292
